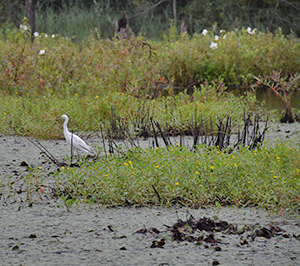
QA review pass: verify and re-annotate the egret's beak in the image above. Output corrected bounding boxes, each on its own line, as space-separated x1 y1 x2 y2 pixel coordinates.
56 117 62 122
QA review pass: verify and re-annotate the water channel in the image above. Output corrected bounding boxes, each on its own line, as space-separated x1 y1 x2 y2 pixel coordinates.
241 88 300 110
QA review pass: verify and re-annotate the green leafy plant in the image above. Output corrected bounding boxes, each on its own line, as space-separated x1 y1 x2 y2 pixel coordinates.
35 141 300 213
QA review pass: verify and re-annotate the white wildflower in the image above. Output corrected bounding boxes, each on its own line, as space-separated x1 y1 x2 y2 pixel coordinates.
214 35 219 41
39 49 45 55
247 27 255 34
34 32 39 37
51 34 55 38
223 35 227 39
202 29 208 36
210 42 218 50
44 34 48 38
20 24 28 31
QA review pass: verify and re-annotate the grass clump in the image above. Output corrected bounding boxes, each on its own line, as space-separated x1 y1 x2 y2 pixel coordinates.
50 140 300 213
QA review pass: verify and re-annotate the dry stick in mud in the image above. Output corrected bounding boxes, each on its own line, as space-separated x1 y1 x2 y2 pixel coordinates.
234 114 268 150
26 137 66 166
214 117 232 150
152 185 162 203
208 117 215 147
191 112 200 148
99 124 107 156
250 117 269 150
123 123 139 149
150 117 159 148
153 120 169 147
106 130 125 155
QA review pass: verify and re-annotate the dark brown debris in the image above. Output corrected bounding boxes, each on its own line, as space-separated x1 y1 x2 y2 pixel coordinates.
150 239 165 248
107 225 114 232
134 227 160 235
251 224 284 240
137 215 293 249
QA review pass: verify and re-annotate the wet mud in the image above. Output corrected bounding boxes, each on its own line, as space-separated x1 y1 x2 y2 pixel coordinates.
0 204 299 265
1 122 300 265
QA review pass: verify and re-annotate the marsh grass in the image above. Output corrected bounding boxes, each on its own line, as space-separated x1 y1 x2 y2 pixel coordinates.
3 26 296 138
48 140 300 213
0 86 255 139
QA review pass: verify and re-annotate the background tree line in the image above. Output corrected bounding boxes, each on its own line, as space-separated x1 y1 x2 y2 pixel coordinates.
0 0 300 40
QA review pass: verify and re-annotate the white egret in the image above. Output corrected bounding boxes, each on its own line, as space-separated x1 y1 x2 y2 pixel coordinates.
58 114 93 154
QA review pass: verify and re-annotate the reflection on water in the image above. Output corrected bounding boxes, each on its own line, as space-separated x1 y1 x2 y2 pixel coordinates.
169 86 300 111
256 89 300 110
232 87 300 111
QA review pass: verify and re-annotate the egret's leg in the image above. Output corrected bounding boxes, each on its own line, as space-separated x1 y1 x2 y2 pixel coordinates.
76 149 80 160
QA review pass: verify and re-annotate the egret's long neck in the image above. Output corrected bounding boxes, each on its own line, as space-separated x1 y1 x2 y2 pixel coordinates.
63 118 70 137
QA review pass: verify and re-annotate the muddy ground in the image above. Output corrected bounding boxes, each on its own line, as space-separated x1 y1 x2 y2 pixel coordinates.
1 122 300 265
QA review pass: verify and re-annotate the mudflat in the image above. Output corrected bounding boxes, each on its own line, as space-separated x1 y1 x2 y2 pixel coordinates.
1 122 300 265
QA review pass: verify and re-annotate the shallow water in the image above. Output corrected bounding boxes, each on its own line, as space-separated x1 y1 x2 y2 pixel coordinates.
238 88 300 111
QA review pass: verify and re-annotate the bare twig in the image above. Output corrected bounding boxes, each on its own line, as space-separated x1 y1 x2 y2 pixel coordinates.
26 137 66 166
132 0 169 19
152 185 161 203
268 0 280 31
